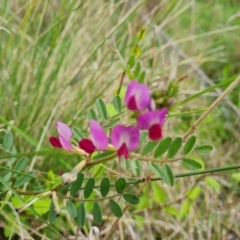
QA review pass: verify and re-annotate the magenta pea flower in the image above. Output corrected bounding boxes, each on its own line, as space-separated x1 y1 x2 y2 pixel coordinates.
111 125 140 159
125 80 151 111
137 108 167 141
49 122 72 150
78 120 108 154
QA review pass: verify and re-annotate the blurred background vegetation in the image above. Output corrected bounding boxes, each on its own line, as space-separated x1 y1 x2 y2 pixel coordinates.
0 0 240 239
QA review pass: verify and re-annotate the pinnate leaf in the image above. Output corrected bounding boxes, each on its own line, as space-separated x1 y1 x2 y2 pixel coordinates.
112 95 122 113
194 145 213 153
115 178 126 194
84 178 95 198
76 203 86 227
66 200 77 218
162 164 174 186
96 98 108 120
154 137 172 158
109 199 122 217
123 194 140 205
182 158 202 170
100 177 111 197
70 173 84 197
183 136 196 155
93 202 102 224
167 137 182 158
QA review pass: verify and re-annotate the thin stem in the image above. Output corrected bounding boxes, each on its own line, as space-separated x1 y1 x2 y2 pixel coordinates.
183 75 240 141
129 153 183 164
117 71 125 95
15 164 240 196
86 153 116 168
127 164 240 185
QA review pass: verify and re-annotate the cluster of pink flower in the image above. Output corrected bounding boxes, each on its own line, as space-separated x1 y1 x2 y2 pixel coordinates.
49 81 167 159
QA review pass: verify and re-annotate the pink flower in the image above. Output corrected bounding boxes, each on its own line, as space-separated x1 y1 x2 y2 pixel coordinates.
78 120 108 153
125 81 151 111
137 108 167 141
49 122 72 150
111 125 140 159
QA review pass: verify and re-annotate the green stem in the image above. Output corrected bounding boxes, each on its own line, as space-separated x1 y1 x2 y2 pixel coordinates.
127 164 240 185
15 164 240 196
86 153 117 167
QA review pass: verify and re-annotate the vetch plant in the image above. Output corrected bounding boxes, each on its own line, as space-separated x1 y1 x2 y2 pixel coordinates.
1 69 240 240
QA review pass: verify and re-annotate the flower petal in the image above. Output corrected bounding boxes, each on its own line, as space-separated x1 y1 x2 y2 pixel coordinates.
117 143 129 159
136 83 151 111
157 108 168 126
79 138 95 153
49 136 62 148
59 135 72 150
125 126 140 150
125 81 151 111
149 124 162 141
90 120 108 151
125 81 138 105
137 108 167 130
111 125 125 149
56 122 72 140
137 111 155 130
111 125 140 151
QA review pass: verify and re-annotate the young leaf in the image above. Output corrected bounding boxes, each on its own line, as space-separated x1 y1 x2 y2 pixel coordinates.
187 186 201 200
205 177 221 190
183 136 196 155
72 127 86 140
149 163 165 178
93 202 102 224
92 151 115 161
3 132 14 152
154 137 172 158
130 159 141 177
66 200 77 218
194 145 214 153
70 173 84 197
123 194 140 205
48 200 56 224
100 177 110 197
87 109 98 120
138 131 148 148
95 98 108 120
115 178 126 194
179 200 191 220
167 137 182 158
1 171 11 181
134 62 141 78
84 178 95 198
127 55 135 69
76 203 86 227
141 141 158 156
182 159 202 170
232 173 240 181
112 95 122 113
8 146 17 167
104 118 120 129
109 199 122 217
138 70 145 83
14 171 34 188
162 164 174 187
14 157 28 173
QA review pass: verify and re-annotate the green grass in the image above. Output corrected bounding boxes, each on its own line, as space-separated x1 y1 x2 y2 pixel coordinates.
1 0 240 239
